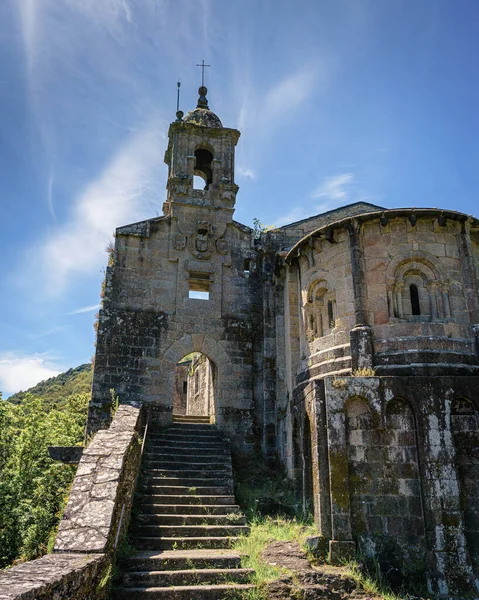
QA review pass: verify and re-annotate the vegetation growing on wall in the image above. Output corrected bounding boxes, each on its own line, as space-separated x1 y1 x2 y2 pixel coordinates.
0 390 89 568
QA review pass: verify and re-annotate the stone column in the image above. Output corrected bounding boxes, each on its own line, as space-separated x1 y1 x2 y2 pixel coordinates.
324 379 356 563
441 283 451 319
395 282 404 318
317 300 324 337
347 219 368 326
262 251 278 462
350 325 374 371
387 288 394 318
313 381 332 537
415 381 478 597
458 219 479 323
427 281 438 320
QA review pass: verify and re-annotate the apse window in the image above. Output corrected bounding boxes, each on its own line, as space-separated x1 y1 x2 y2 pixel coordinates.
188 272 210 300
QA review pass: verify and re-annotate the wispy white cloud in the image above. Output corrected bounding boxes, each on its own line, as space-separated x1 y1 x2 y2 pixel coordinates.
237 166 257 181
0 352 62 396
311 173 354 200
274 173 365 227
68 304 101 315
274 206 317 228
263 68 318 123
28 325 68 340
237 65 320 136
20 121 164 296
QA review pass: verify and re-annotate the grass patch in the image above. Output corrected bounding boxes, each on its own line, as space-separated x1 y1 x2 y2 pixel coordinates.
234 515 317 585
344 561 402 600
231 455 317 598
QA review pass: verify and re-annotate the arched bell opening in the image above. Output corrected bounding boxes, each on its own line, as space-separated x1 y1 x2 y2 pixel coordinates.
173 352 217 422
194 148 213 189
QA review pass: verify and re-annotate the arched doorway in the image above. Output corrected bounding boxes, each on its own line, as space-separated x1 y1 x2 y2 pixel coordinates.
173 352 217 423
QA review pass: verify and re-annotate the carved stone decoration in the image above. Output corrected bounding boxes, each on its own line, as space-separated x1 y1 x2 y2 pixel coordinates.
216 238 229 255
189 221 214 260
173 233 187 251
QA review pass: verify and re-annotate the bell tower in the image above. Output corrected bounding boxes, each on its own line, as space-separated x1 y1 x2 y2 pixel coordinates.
163 86 240 219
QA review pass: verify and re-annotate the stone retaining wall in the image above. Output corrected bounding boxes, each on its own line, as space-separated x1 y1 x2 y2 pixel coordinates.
0 554 106 600
0 404 143 600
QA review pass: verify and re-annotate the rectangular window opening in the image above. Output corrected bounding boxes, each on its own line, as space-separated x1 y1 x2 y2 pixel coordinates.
189 290 210 300
189 272 210 300
243 259 250 277
328 300 334 329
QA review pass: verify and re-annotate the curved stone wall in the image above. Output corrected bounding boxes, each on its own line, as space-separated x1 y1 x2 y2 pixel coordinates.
284 208 479 390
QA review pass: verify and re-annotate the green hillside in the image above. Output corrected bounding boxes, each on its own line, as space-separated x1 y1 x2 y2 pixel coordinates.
8 363 92 407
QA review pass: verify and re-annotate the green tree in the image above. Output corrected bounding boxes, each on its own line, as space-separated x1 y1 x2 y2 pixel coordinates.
0 392 88 567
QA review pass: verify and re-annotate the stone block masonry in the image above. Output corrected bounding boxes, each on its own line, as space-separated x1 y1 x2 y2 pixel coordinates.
291 375 479 597
55 404 142 553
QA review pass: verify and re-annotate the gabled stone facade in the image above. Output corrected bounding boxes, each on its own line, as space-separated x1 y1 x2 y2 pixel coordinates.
87 87 479 597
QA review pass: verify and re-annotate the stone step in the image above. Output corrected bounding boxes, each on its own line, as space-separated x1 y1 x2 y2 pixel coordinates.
149 433 225 442
120 549 243 572
141 476 233 487
145 444 231 457
121 567 254 587
134 536 239 550
140 485 233 496
172 416 212 424
135 513 246 526
149 429 222 437
142 453 231 464
142 461 232 471
147 437 227 447
113 584 254 599
141 469 232 479
141 494 236 506
134 524 249 538
142 460 232 472
139 504 241 515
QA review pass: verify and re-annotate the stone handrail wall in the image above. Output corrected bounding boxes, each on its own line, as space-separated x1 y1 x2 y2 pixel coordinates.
0 404 143 600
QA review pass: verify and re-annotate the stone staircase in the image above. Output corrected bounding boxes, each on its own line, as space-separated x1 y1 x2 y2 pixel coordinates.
113 420 255 599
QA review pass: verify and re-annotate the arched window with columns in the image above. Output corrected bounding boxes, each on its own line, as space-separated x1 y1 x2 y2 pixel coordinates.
387 258 451 322
304 279 336 340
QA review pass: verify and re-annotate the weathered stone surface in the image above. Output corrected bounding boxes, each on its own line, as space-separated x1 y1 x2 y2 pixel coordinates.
0 554 106 600
54 404 142 553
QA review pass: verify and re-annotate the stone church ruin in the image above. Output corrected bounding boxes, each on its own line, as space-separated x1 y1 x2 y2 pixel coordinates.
2 83 478 599
85 84 479 597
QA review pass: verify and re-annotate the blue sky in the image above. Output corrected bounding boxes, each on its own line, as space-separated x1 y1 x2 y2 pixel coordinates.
1 0 478 396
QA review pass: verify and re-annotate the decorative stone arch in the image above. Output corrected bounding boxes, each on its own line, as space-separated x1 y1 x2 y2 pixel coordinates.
385 252 451 321
162 335 234 420
194 140 216 156
451 396 478 430
345 395 373 431
302 271 336 340
385 397 416 430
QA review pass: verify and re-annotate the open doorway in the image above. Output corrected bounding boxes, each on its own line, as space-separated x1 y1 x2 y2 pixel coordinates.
173 352 216 423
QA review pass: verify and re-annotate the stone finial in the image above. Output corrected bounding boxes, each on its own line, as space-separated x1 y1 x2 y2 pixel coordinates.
197 86 209 109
